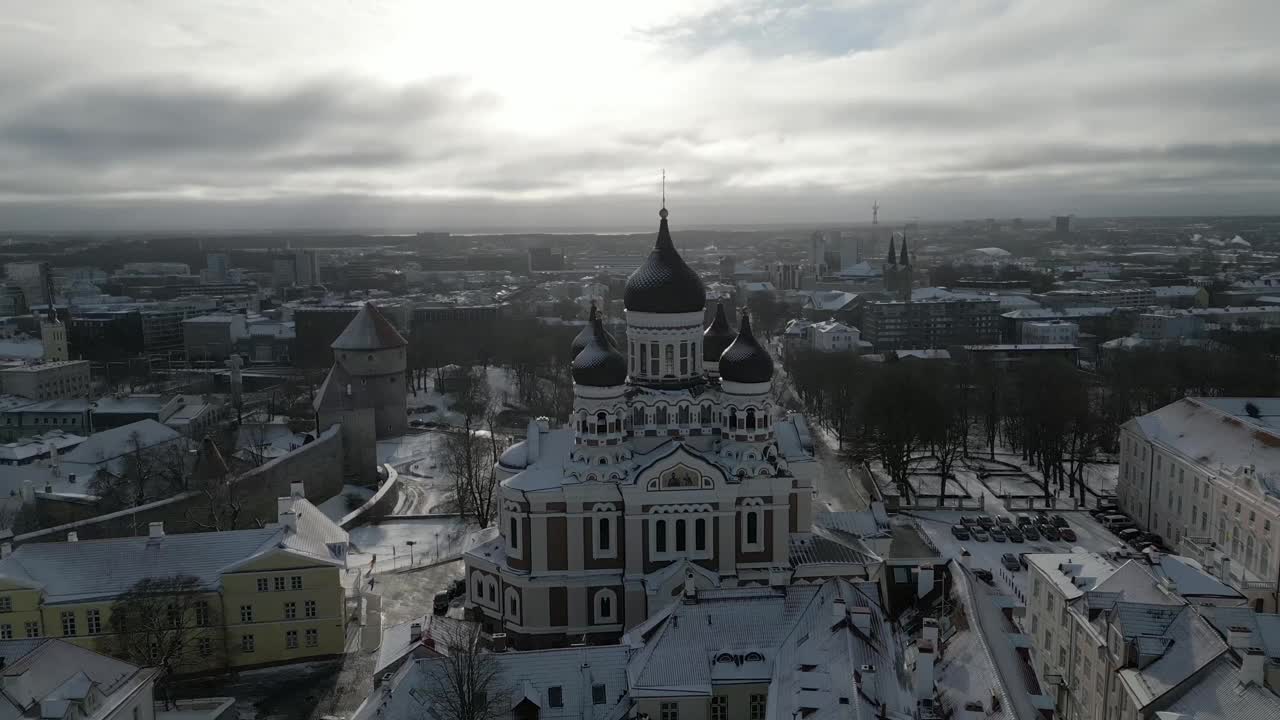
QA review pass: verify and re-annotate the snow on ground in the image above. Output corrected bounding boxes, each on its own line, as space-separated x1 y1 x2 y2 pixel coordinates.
376 430 447 465
347 517 476 573
405 366 521 428
316 484 374 523
936 615 1010 720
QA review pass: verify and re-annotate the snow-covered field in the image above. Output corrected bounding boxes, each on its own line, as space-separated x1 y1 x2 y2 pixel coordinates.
347 517 479 573
376 430 447 465
405 366 521 428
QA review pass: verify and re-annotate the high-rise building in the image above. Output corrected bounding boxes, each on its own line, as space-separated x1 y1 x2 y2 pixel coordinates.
1055 215 1071 234
862 297 1001 350
205 253 229 282
295 249 321 286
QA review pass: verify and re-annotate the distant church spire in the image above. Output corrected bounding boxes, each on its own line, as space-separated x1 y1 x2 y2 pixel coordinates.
899 230 909 266
887 235 897 266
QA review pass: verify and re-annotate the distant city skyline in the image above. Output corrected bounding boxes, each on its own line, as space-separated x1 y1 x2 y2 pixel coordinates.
1 0 1278 230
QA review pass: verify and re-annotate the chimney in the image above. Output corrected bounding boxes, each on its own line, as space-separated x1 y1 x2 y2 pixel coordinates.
526 419 540 463
832 597 848 627
278 496 294 519
683 571 697 604
1241 647 1265 686
66 531 78 543
850 606 872 634
922 617 940 646
915 637 935 701
491 633 507 652
290 481 305 499
280 511 297 532
857 664 878 705
148 522 164 538
1219 556 1233 584
769 566 790 588
409 622 422 642
917 564 936 599
1227 626 1252 651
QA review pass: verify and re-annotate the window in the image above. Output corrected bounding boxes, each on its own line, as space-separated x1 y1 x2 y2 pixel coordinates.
695 518 707 551
87 609 101 635
256 578 268 593
305 628 318 647
655 519 667 553
592 684 606 705
660 702 679 720
198 637 212 657
61 611 76 636
195 601 209 626
650 342 659 375
675 519 687 552
595 589 617 623
664 345 674 375
240 605 254 623
286 630 299 649
305 600 317 618
505 588 520 621
711 696 728 720
548 686 563 708
273 576 285 592
0 596 10 613
656 405 668 425
509 516 519 550
241 634 255 653
0 624 11 640
596 515 612 556
750 693 767 719
747 512 759 545
640 343 648 375
24 621 39 638
291 576 303 590
284 602 296 620
167 605 181 627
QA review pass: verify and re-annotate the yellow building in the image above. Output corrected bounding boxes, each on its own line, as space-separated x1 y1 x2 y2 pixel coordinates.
0 497 349 672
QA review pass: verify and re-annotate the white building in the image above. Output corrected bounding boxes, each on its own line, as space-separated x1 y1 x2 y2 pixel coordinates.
1117 397 1280 611
809 320 868 353
0 361 91 401
1021 320 1080 345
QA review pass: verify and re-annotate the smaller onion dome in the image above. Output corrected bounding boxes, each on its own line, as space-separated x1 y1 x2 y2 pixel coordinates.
572 315 627 387
719 311 774 384
571 303 618 359
702 302 735 362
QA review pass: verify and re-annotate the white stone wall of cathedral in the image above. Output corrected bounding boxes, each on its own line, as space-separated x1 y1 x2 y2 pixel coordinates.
623 310 705 384
572 384 627 447
719 380 775 443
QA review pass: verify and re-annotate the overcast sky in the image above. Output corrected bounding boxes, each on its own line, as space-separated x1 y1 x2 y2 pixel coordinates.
1 0 1277 231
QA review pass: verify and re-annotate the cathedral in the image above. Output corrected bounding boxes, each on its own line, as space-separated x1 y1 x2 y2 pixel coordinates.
882 232 913 300
463 205 858 650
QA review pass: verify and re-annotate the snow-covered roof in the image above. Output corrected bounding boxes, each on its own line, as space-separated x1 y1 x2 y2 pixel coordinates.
1199 606 1280 659
805 291 858 311
60 419 180 466
1146 554 1243 600
1159 656 1280 720
1116 606 1227 709
0 523 340 604
1125 398 1280 493
0 339 44 361
1152 286 1202 297
371 644 630 720
0 639 145 718
1027 552 1116 600
967 247 1012 257
330 303 407 351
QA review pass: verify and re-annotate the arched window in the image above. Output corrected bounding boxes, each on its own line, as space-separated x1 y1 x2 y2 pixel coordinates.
678 405 690 426
596 411 608 434
746 408 757 430
595 589 617 623
487 578 497 603
664 344 674 376
729 410 738 430
700 405 712 424
633 406 646 428
747 512 759 545
505 588 520 621
656 405 668 426
675 519 687 552
472 572 484 599
655 519 667 553
695 518 707 552
509 516 519 551
599 517 611 552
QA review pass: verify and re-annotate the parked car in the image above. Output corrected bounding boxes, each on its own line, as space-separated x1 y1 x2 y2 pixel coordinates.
960 515 979 526
1052 515 1070 529
951 524 971 540
972 529 990 542
977 516 996 530
1102 514 1131 529
1005 527 1024 543
433 592 450 616
1117 528 1142 543
1059 528 1077 542
997 515 1015 528
1016 514 1035 527
1001 554 1021 571
1041 525 1061 541
973 569 994 585
1021 525 1040 541
989 528 1008 542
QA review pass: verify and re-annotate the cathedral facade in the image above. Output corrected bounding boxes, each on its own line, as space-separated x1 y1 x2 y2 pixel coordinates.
464 206 824 649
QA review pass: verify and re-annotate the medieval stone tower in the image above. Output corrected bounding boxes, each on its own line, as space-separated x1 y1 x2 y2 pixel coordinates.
313 302 408 480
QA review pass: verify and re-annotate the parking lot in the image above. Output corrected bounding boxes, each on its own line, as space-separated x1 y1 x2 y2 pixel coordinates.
911 507 1130 598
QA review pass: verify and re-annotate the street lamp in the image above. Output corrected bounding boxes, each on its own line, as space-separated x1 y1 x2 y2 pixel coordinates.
406 540 416 567
435 531 440 562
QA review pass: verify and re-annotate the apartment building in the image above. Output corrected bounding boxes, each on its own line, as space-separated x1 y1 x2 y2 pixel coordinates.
1025 551 1275 720
0 497 348 672
1021 319 1079 345
0 638 158 720
1040 286 1157 309
860 297 1000 350
0 360 91 401
1117 397 1280 611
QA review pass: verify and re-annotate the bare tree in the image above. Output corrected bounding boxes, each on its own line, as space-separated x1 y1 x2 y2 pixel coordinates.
184 437 245 531
90 432 189 511
104 575 223 706
423 624 503 720
442 417 499 527
864 364 931 502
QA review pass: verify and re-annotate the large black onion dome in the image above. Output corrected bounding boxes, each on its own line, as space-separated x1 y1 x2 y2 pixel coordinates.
572 316 627 387
623 208 705 314
571 303 616 358
702 302 735 362
719 312 774 383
